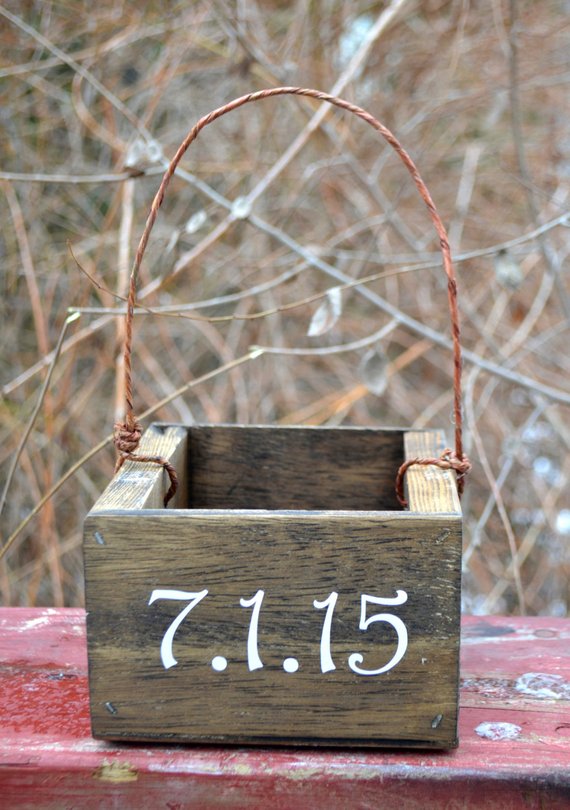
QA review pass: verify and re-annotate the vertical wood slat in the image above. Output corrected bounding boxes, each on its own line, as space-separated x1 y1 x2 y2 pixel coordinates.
404 430 461 514
90 424 188 512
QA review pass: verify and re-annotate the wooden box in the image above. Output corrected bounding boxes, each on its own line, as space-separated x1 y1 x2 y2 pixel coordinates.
84 423 462 748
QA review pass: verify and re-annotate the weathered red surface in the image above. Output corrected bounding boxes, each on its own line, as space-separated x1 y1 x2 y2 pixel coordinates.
1 609 569 809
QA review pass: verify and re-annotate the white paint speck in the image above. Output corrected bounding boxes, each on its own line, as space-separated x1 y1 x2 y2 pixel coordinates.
20 616 51 631
475 722 522 741
515 672 570 700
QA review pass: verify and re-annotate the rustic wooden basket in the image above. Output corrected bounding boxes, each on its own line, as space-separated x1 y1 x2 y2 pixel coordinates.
85 423 462 748
83 87 468 749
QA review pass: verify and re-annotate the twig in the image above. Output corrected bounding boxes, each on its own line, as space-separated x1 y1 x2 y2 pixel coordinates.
70 212 570 317
2 313 114 397
0 5 154 145
463 403 544 567
69 263 441 320
69 210 570 315
0 21 171 79
0 169 163 183
0 313 80 519
464 366 526 614
122 144 570 408
250 321 397 356
2 182 50 357
60 229 570 409
7 214 570 408
115 179 135 422
449 143 483 251
240 0 413 212
508 0 570 322
0 349 262 563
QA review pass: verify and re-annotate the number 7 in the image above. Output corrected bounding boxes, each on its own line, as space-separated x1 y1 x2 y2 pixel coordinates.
148 589 208 670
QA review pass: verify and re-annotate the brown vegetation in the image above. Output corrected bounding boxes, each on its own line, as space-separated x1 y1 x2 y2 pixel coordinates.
1 0 569 614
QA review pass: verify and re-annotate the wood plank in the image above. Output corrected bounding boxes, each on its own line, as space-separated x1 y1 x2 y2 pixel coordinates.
89 424 458 514
84 511 461 747
1 611 570 809
90 424 188 512
404 430 461 514
186 425 405 511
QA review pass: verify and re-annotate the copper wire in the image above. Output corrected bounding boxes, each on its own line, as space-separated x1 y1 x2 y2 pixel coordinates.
113 87 470 508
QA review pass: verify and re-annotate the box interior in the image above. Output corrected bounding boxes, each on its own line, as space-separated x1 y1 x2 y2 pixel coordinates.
185 426 405 511
89 424 460 516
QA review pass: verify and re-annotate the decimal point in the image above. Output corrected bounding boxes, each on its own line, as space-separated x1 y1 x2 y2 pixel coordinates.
211 655 228 672
283 657 299 673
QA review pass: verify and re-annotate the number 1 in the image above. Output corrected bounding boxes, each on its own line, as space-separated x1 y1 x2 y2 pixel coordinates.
240 590 265 671
313 591 338 673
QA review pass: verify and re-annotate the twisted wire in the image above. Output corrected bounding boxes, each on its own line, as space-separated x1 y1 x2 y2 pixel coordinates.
113 87 470 507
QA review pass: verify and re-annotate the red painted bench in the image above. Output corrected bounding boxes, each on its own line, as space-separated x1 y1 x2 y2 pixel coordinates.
1 609 569 809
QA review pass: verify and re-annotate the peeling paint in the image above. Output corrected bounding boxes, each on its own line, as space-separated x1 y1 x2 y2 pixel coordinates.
147 760 224 776
533 628 558 639
286 767 324 781
232 763 254 776
70 623 85 635
93 760 139 783
4 610 570 806
515 672 570 700
475 722 522 741
19 616 51 631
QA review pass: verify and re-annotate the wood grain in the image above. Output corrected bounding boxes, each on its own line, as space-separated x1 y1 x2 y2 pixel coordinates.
186 425 405 511
84 511 461 747
404 430 461 514
91 424 188 512
84 423 462 748
90 424 461 515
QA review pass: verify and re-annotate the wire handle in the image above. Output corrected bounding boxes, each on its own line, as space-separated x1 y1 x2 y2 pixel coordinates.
114 87 470 507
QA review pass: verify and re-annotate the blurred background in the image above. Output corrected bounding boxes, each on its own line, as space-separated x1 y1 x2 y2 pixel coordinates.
0 0 569 613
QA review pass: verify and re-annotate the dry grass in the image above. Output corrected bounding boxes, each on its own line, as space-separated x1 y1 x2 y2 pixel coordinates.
0 0 569 614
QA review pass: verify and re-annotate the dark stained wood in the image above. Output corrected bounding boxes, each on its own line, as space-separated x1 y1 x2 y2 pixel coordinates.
187 425 405 511
84 511 462 747
88 424 460 515
83 423 462 748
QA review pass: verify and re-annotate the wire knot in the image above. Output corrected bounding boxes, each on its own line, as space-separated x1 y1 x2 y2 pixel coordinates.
113 419 178 507
395 448 472 509
439 448 472 479
114 420 143 457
